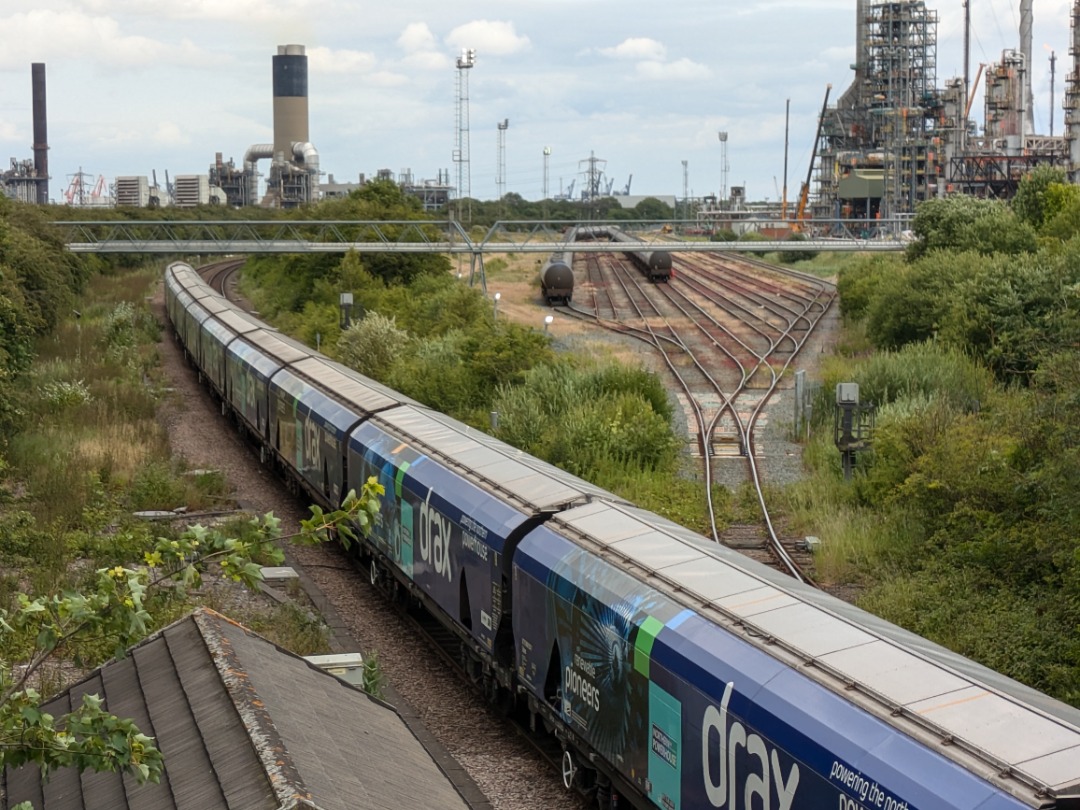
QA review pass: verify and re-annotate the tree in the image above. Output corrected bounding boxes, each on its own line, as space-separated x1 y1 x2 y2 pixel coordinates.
633 197 674 221
1011 166 1068 230
907 196 1037 258
0 480 382 806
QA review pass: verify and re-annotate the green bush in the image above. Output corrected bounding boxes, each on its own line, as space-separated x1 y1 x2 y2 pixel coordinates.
335 313 411 379
777 233 818 263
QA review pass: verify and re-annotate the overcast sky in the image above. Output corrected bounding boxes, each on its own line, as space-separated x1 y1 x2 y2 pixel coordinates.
0 0 1073 205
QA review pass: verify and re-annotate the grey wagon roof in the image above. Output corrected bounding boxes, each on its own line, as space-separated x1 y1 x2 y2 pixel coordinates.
550 500 1080 804
1 609 470 810
370 405 626 514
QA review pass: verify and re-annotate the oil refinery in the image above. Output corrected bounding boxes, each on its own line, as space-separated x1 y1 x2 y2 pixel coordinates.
3 1 1080 221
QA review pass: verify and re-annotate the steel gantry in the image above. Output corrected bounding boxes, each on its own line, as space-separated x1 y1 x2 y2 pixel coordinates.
57 219 908 257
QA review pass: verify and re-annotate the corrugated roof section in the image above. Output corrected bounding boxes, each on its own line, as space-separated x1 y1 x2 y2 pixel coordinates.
2 609 470 810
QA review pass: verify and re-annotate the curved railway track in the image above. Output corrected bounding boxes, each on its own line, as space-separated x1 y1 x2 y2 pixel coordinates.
560 249 835 583
202 258 245 297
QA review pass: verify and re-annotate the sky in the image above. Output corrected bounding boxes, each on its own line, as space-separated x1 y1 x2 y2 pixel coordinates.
0 0 1074 205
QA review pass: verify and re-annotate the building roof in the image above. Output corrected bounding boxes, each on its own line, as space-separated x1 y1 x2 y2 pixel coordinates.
2 608 471 810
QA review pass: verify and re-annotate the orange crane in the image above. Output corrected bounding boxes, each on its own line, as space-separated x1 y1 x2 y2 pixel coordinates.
795 83 832 228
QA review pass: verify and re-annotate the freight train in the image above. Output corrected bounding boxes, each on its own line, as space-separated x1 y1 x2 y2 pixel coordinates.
166 260 1080 810
539 227 672 305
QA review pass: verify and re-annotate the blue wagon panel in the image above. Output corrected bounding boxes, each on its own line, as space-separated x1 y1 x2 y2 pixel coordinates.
225 336 281 437
513 524 1035 810
347 419 521 652
197 317 234 394
269 367 360 505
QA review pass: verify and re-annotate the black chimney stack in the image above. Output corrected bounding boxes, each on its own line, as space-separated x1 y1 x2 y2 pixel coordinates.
31 62 48 205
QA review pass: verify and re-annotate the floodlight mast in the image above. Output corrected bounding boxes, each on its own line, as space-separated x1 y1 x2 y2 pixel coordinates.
497 119 509 202
718 131 729 207
542 147 551 200
454 48 476 220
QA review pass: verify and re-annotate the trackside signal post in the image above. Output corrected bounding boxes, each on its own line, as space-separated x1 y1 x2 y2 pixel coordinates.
834 382 875 480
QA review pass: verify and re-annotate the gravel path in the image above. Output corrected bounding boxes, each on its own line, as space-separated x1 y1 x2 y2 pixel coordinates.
153 284 587 810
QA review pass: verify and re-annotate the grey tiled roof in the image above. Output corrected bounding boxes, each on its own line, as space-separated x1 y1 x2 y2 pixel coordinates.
2 609 471 810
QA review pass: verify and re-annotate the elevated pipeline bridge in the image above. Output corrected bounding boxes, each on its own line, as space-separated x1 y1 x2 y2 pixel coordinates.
57 219 909 257
57 219 907 291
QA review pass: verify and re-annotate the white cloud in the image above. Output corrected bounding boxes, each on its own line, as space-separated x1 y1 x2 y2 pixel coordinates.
398 22 437 54
0 9 219 69
636 58 712 81
600 38 666 61
445 21 530 57
79 0 327 25
153 121 192 147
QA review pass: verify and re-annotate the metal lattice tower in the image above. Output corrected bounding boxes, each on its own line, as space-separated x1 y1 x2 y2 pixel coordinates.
580 151 607 202
496 119 508 200
453 49 475 206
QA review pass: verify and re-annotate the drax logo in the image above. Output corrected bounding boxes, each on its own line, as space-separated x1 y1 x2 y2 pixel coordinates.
701 682 799 810
419 501 453 581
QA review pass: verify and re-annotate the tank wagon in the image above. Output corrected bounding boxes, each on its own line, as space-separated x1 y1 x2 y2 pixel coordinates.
166 260 1080 810
540 251 574 305
607 227 672 282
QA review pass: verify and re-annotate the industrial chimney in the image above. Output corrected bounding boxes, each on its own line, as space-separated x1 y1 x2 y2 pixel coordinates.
272 44 308 161
1020 0 1035 136
31 63 48 205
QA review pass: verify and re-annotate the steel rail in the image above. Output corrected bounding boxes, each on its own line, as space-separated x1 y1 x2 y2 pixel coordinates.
558 251 834 581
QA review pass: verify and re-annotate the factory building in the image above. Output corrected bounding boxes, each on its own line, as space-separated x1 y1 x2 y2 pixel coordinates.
813 0 1074 225
221 44 321 209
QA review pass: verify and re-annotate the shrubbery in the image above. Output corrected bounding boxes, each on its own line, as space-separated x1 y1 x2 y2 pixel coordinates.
798 185 1080 705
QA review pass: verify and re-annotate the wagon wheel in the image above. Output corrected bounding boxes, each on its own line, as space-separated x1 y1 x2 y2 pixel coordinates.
561 751 577 790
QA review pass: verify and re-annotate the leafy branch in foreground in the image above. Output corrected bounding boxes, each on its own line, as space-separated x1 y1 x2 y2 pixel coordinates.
0 477 383 799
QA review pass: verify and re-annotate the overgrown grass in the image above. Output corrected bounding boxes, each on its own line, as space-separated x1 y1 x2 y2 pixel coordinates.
765 249 870 278
0 265 331 670
1 270 171 572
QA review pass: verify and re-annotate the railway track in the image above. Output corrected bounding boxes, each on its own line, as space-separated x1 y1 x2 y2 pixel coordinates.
560 250 835 583
201 257 245 296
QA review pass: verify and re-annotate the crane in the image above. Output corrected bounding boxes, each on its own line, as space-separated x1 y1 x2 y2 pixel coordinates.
795 83 831 228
